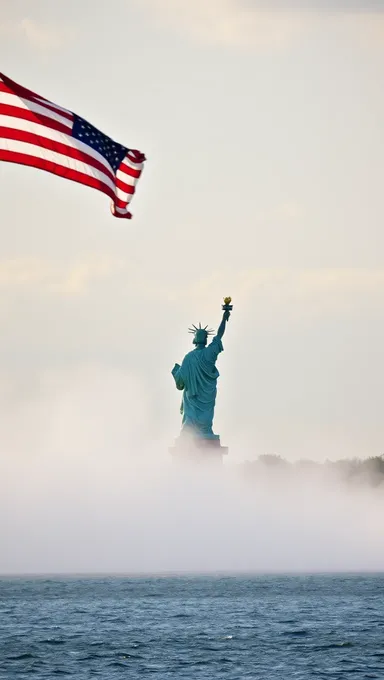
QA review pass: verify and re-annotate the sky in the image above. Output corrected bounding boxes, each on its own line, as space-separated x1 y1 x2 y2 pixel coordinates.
1 0 384 460
1 0 384 573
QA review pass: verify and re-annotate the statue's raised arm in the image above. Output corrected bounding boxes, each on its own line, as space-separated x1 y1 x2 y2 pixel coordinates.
216 297 232 340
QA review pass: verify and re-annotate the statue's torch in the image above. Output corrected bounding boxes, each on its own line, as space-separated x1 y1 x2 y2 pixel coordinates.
222 297 233 314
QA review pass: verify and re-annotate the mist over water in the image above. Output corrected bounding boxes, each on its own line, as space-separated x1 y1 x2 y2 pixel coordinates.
1 366 383 575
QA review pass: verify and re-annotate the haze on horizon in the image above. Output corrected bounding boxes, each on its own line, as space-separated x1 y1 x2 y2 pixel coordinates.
1 0 384 573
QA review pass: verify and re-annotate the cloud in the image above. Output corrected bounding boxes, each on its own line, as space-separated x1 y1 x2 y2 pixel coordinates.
0 255 383 323
0 16 75 51
238 0 384 10
54 255 125 295
167 268 384 324
340 11 384 48
19 18 75 51
0 258 54 288
134 0 384 50
0 255 123 295
235 268 384 300
136 0 308 49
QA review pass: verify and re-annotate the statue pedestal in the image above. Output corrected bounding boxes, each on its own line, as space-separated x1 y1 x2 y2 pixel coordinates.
169 435 228 465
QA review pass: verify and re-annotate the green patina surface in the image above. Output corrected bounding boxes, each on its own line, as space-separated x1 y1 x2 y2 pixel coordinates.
172 300 232 440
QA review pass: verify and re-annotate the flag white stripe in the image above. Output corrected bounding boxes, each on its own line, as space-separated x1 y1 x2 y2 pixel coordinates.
34 95 72 117
121 157 143 171
1 138 133 204
0 138 116 194
0 114 115 179
114 183 132 202
0 92 72 130
0 73 145 218
116 167 135 190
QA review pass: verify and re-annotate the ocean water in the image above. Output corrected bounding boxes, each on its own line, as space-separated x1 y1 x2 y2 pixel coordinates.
0 575 383 679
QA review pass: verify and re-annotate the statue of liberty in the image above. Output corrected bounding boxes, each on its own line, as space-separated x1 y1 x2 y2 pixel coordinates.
171 298 232 441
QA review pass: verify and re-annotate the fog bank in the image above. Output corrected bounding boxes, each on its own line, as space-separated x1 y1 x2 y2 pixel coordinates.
1 367 383 575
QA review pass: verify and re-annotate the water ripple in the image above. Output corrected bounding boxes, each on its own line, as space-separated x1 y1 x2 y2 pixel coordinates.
0 575 383 679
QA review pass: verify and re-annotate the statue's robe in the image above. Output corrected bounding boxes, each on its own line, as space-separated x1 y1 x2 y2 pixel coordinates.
172 336 223 439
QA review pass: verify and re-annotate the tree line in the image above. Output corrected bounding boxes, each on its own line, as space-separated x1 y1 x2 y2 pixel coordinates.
240 454 384 487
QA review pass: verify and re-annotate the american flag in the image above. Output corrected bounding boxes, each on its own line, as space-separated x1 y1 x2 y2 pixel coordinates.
0 72 146 219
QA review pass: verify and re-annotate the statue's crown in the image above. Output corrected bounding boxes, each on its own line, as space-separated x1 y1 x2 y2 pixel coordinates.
188 323 214 344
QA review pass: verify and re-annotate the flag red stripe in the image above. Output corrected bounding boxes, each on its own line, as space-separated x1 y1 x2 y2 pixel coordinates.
33 99 73 121
0 126 116 185
112 209 132 219
0 149 130 209
0 83 16 95
114 197 128 209
118 162 141 179
0 103 71 135
0 148 116 201
0 72 145 219
1 72 44 101
115 176 135 194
